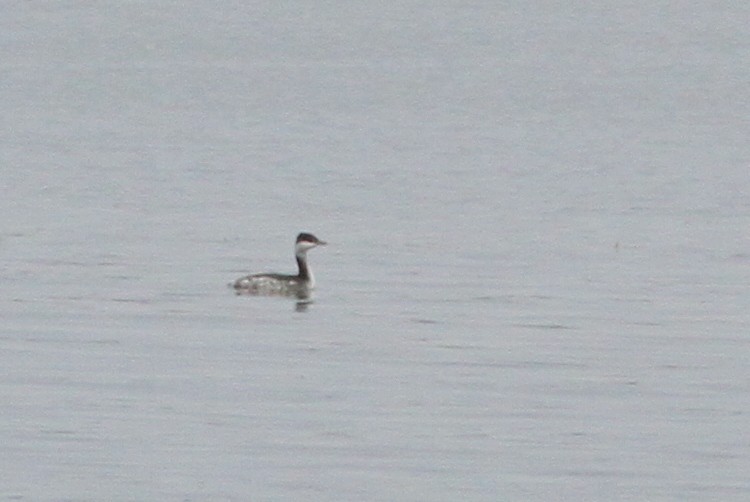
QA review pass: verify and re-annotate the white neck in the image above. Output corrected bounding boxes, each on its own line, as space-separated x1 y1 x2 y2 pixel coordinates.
295 250 315 288
306 264 316 289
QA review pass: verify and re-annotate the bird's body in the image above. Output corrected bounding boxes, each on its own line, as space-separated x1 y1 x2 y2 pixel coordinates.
233 233 326 298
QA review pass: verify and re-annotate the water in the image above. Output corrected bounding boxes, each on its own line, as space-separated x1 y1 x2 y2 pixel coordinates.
2 1 750 500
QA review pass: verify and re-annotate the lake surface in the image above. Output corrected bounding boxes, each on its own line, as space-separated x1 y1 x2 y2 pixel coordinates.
2 1 749 500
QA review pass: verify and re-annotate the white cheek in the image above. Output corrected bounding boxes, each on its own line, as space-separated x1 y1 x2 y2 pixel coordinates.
295 242 316 254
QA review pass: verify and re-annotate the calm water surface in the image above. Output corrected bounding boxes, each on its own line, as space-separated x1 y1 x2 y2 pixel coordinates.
2 1 750 500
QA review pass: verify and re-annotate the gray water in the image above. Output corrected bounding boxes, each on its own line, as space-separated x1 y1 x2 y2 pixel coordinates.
2 1 750 500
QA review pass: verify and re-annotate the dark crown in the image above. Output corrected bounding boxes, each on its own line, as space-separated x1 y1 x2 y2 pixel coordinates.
296 232 320 244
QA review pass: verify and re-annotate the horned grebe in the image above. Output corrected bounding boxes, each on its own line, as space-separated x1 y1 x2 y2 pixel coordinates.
233 232 326 298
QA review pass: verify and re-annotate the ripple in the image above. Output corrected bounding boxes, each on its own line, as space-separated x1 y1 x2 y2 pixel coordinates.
513 323 576 330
